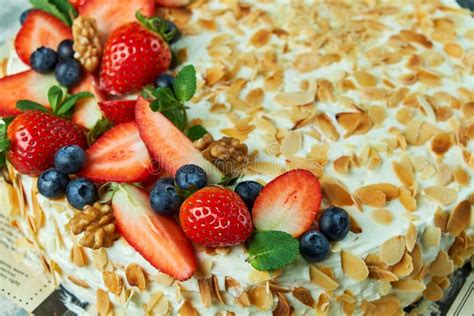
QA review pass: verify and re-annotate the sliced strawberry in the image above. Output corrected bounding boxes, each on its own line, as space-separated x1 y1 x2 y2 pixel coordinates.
80 122 153 182
0 71 57 117
135 97 224 184
69 0 87 10
98 100 136 125
155 0 190 7
79 0 154 41
252 169 322 237
71 74 104 129
112 184 197 281
14 10 72 66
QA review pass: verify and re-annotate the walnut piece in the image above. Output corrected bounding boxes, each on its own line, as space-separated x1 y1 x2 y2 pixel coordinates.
69 203 120 249
72 16 102 72
194 134 249 177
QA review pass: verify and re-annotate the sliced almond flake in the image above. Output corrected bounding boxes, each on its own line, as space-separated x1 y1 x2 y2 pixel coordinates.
248 270 278 284
68 275 90 288
367 265 398 282
249 283 273 311
245 88 264 107
205 65 225 86
380 235 405 266
126 263 147 292
336 112 373 137
179 300 199 316
392 279 426 292
225 276 251 307
293 53 320 73
355 187 386 207
195 258 213 279
211 275 225 304
417 69 441 87
316 292 331 316
333 156 352 174
274 91 314 107
392 253 413 277
431 132 452 155
320 178 353 207
247 161 284 176
96 289 111 316
368 106 386 125
51 216 65 249
433 276 451 289
92 248 109 271
71 244 88 267
285 158 323 178
462 102 474 118
429 251 454 276
316 113 340 141
341 251 369 281
436 163 453 186
365 253 389 269
354 71 377 87
423 226 441 248
370 209 393 225
273 292 291 316
410 244 422 277
444 43 463 58
446 200 472 236
148 292 169 314
434 208 448 232
198 279 212 308
424 186 457 205
309 265 339 291
249 29 271 47
399 30 433 48
264 68 283 91
392 160 414 186
423 282 444 301
292 287 314 307
281 131 302 158
103 272 123 295
405 223 417 252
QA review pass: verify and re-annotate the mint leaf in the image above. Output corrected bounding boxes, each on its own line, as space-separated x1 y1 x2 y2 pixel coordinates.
0 121 12 169
0 139 10 152
152 87 187 131
173 65 196 102
16 100 49 113
185 125 208 141
57 91 93 116
87 118 113 145
48 85 64 113
248 231 299 271
29 0 71 26
49 0 77 24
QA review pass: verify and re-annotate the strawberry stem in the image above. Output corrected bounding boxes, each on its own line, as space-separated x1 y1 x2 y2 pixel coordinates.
135 11 177 43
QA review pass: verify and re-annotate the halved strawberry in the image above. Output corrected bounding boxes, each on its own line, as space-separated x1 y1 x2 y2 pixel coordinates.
69 0 87 10
71 74 104 129
80 122 153 182
112 184 196 281
155 0 191 7
98 100 136 125
79 0 154 41
252 169 322 237
135 97 223 184
14 10 72 66
0 70 57 117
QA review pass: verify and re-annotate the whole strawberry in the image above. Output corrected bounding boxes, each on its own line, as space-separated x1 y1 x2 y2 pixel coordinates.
180 187 253 248
7 111 87 176
99 12 175 95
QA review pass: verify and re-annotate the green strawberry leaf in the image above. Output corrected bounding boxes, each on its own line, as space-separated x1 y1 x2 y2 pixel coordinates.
135 11 176 42
150 87 187 131
247 231 299 271
87 118 113 146
16 100 50 113
29 0 72 26
48 85 64 114
57 91 94 116
185 125 208 141
173 65 196 102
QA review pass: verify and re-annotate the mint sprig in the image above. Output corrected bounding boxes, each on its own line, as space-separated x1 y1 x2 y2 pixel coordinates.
29 0 77 26
185 125 208 141
173 65 196 102
247 231 299 271
0 118 13 168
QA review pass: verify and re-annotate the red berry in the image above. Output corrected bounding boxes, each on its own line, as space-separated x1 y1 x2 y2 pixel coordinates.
7 111 87 176
180 187 253 248
98 100 136 125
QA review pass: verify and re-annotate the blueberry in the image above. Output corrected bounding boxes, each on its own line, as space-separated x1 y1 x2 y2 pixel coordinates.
54 145 86 175
66 178 98 210
319 207 350 242
175 164 208 191
37 169 70 199
150 177 183 215
299 230 330 263
30 47 58 74
234 181 263 210
155 73 175 89
57 39 75 59
20 9 34 25
55 58 83 88
165 20 181 44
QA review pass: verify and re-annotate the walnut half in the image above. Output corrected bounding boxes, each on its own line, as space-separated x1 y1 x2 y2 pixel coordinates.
69 203 120 249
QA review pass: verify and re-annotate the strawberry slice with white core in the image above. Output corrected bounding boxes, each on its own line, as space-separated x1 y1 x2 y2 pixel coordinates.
71 74 104 129
15 10 72 65
112 184 197 281
79 0 155 41
155 0 191 7
135 97 224 184
252 169 322 237
80 122 153 183
0 70 57 117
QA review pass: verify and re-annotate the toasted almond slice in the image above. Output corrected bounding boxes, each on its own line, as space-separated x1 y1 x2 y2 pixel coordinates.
431 132 452 155
370 209 393 225
210 275 225 304
281 131 302 158
336 112 373 136
354 71 377 87
444 43 463 58
198 279 212 308
309 265 339 291
423 282 444 301
103 272 123 295
92 248 108 271
293 53 319 73
68 275 90 288
179 300 198 316
423 226 441 248
321 179 354 207
355 187 386 207
446 200 472 236
380 235 405 266
405 223 417 252
392 159 414 186
341 251 369 281
429 251 454 276
71 244 88 267
424 186 457 205
249 283 273 311
250 29 271 47
274 92 314 106
368 265 398 282
368 106 386 125
292 287 314 307
392 279 426 292
399 186 417 212
453 167 470 186
392 253 413 277
273 292 291 316
96 289 111 316
434 208 448 232
126 263 147 292
316 113 340 140
334 156 352 174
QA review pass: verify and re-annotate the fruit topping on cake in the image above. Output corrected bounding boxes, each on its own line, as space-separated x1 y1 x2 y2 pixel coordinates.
98 100 136 125
112 184 196 281
80 121 153 183
66 177 98 209
15 10 72 66
54 145 86 175
155 0 191 8
252 169 322 237
234 180 264 210
149 177 182 216
180 187 253 248
71 74 104 129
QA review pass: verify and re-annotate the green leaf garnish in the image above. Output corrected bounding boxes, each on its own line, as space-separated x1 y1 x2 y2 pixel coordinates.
135 11 177 43
48 85 64 113
57 91 94 116
0 120 12 169
29 0 77 26
173 65 196 103
247 231 299 271
16 100 50 112
87 118 113 145
185 125 208 141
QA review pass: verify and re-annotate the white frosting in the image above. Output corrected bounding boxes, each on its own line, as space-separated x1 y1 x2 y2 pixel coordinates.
4 0 474 315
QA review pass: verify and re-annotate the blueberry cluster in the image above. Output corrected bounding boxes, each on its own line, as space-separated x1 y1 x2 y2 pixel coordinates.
299 207 351 263
149 164 207 216
30 39 83 88
37 145 98 210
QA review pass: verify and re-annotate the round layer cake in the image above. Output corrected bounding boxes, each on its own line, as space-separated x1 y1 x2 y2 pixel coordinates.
1 0 474 315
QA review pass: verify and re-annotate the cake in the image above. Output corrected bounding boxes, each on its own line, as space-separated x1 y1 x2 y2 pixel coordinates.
1 0 474 315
